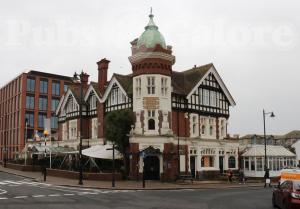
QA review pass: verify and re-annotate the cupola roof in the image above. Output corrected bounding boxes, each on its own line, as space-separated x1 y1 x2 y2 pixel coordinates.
137 11 166 49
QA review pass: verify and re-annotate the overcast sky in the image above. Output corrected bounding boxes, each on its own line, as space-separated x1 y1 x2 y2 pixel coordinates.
0 0 299 136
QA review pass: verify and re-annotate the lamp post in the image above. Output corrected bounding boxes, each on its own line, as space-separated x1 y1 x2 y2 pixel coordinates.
73 72 83 185
4 114 8 168
24 118 28 166
177 111 180 178
106 144 116 187
263 109 275 179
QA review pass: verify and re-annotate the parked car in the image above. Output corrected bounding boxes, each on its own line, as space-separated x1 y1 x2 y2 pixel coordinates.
272 180 300 209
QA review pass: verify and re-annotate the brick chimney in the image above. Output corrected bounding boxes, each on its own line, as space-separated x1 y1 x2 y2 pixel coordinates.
80 72 89 87
97 58 110 94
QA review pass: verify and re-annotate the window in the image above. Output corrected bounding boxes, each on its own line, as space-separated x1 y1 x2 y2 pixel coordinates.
147 77 155 94
26 78 35 92
69 120 77 139
40 80 48 94
51 117 58 129
39 97 48 111
111 88 118 105
203 89 209 106
51 99 59 112
192 116 197 134
201 125 205 135
90 95 97 110
64 84 69 92
256 157 263 171
25 113 34 127
148 110 155 130
62 123 67 140
244 157 249 170
52 82 60 95
250 157 255 171
161 77 168 96
135 78 141 96
26 96 35 109
38 114 46 128
228 156 236 168
92 118 98 138
201 156 214 167
209 126 213 136
210 91 216 107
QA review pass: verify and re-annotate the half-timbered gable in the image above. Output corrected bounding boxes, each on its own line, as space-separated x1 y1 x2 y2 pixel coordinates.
84 83 102 117
57 89 80 122
102 75 132 113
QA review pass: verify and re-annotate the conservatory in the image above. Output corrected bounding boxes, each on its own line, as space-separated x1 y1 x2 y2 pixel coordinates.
241 145 297 177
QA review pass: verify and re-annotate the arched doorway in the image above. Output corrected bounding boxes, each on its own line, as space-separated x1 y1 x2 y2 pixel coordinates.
144 156 160 180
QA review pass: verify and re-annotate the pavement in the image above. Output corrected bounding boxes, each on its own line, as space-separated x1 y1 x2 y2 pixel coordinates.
0 166 265 190
0 171 274 209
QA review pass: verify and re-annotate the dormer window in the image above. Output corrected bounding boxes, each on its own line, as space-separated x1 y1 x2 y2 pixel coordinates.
147 77 155 94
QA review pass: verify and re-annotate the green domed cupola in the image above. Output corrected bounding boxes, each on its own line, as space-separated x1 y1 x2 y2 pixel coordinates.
137 12 166 49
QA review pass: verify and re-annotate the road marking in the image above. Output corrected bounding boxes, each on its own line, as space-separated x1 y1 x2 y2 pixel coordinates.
0 189 7 195
63 194 75 196
48 194 61 197
0 197 8 200
14 196 28 199
32 195 46 198
78 192 99 195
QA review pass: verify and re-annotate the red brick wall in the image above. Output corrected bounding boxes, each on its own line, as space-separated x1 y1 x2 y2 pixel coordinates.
171 111 190 137
97 103 104 139
129 143 139 179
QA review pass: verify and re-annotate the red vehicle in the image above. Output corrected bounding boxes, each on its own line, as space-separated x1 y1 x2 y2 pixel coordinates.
272 180 300 209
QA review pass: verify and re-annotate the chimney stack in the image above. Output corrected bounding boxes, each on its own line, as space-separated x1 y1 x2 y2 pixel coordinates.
80 72 90 87
97 58 110 94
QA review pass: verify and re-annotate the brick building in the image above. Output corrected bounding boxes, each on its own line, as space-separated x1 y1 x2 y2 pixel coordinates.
56 12 239 180
0 71 73 161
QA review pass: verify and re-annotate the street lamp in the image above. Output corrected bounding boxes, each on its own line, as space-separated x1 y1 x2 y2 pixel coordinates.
263 109 275 179
24 118 28 166
177 111 180 178
106 144 116 187
73 72 84 185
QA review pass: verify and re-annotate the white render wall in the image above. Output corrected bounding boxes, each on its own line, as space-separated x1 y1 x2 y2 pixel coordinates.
132 74 172 135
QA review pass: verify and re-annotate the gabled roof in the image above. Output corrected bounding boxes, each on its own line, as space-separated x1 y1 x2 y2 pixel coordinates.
172 63 212 95
284 130 300 139
90 82 103 98
241 145 295 157
172 63 236 106
114 74 133 95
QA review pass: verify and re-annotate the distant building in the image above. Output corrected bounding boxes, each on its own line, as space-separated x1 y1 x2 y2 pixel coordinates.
240 130 300 149
56 12 239 181
0 71 73 161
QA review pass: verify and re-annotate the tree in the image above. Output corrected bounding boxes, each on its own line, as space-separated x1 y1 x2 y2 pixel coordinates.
104 109 134 176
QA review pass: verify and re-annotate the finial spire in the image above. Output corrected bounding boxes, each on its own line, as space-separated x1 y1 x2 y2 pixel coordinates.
150 7 152 15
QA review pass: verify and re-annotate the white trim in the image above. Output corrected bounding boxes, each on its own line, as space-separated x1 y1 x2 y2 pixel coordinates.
84 85 102 102
101 76 128 102
58 89 79 114
186 65 236 106
55 94 65 115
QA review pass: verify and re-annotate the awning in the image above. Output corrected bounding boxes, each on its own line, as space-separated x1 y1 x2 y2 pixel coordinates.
82 145 122 159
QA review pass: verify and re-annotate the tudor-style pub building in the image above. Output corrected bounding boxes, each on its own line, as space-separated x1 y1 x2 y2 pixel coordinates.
56 12 239 180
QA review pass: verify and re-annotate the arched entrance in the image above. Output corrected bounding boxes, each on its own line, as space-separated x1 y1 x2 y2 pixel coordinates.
144 156 160 180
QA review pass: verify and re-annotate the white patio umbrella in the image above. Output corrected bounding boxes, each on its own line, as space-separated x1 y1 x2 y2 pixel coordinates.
82 145 122 159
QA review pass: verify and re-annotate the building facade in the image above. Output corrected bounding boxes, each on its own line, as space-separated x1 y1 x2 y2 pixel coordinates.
56 12 239 180
0 71 73 161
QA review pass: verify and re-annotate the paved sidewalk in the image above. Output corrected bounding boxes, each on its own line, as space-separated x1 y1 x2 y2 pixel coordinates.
0 166 264 190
